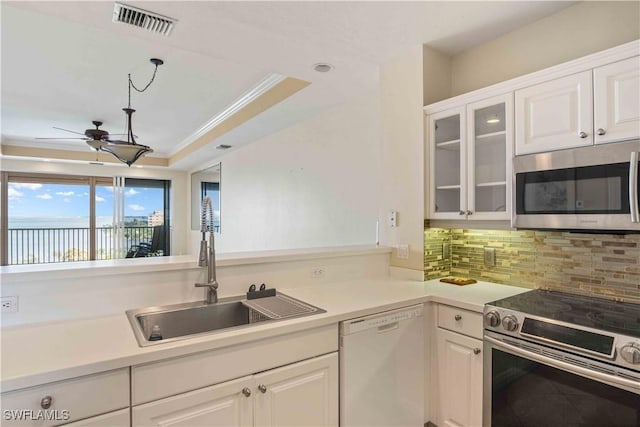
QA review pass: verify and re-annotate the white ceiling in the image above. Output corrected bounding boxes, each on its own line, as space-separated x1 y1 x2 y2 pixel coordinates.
1 1 573 170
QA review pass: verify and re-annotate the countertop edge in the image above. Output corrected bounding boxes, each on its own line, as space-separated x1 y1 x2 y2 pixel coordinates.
0 279 529 393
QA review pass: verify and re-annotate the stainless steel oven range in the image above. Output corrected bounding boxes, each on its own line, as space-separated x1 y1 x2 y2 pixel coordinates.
483 290 640 427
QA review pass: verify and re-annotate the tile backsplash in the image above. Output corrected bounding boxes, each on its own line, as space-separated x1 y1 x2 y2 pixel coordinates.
424 227 640 303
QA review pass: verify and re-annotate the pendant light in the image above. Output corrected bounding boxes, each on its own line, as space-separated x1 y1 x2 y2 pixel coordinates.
98 58 164 166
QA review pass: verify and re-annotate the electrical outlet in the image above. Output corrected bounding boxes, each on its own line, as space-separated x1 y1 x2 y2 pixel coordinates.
1 296 18 313
311 267 326 278
397 244 409 260
442 242 450 260
484 247 496 267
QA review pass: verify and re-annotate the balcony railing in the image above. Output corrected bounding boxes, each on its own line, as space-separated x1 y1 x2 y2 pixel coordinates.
6 226 156 265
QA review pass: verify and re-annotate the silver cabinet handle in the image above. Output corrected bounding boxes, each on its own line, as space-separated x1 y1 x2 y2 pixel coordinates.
258 384 267 394
465 210 473 215
458 210 465 215
454 314 462 321
579 131 588 138
40 396 53 409
630 152 639 223
242 387 251 397
473 348 481 355
597 128 606 136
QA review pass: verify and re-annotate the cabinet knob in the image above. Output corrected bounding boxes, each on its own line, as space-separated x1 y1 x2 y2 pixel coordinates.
459 210 466 215
597 128 606 136
473 348 481 355
258 384 267 394
40 395 53 409
578 131 588 139
242 387 251 397
454 314 462 321
466 210 473 216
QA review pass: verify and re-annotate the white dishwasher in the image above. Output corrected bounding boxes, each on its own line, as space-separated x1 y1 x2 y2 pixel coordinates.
340 304 424 427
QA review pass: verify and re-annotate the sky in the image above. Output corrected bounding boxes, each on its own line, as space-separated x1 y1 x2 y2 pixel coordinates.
7 182 164 217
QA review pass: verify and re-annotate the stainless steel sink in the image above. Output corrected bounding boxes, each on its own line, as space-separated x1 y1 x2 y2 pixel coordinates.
127 294 324 347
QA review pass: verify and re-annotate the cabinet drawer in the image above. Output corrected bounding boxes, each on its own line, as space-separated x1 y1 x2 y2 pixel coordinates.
437 304 483 339
1 369 129 427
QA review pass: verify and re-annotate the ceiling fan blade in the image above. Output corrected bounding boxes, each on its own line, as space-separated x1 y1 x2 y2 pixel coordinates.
52 126 86 136
36 137 87 140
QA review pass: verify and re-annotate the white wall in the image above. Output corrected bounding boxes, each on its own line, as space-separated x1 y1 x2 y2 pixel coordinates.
450 1 640 96
0 158 190 255
379 46 425 274
189 92 381 254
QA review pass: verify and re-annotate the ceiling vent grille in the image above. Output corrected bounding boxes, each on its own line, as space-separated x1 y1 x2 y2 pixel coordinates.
113 3 176 36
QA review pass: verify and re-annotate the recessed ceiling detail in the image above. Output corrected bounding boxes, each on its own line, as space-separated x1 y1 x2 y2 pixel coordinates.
112 2 176 36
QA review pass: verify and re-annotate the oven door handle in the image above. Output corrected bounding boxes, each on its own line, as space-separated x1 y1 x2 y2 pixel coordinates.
630 151 639 223
485 336 640 392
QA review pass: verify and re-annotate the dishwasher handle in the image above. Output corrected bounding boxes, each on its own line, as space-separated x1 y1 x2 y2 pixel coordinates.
377 322 399 333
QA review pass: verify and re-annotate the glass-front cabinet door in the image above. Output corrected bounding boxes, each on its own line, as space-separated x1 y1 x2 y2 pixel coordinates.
467 94 513 220
429 106 466 219
427 94 512 221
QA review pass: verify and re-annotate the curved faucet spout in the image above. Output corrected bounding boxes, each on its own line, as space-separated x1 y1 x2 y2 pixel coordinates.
195 196 218 304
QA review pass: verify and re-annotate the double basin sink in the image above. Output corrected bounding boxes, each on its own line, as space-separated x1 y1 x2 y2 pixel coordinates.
127 293 324 347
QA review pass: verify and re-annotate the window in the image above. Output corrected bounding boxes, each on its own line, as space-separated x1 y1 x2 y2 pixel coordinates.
1 172 171 266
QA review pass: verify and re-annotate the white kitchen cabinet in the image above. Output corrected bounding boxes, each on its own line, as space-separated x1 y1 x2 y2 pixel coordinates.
133 353 338 427
254 353 338 427
594 56 640 145
62 409 130 427
436 328 483 427
515 70 593 155
133 376 254 427
428 94 512 220
0 369 130 427
431 304 484 427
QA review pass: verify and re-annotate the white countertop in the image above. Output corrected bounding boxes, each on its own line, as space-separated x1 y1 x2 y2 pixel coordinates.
0 277 529 393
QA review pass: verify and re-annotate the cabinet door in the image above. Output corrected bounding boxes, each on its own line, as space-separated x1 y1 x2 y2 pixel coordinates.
515 71 593 155
466 94 513 220
436 328 483 427
594 56 640 145
132 376 253 427
429 107 467 219
254 353 338 427
62 409 130 427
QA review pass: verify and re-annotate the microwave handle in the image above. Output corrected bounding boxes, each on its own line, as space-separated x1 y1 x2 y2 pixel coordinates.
630 152 639 223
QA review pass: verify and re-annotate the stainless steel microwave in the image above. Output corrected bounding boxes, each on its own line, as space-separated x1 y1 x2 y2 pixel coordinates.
512 140 640 232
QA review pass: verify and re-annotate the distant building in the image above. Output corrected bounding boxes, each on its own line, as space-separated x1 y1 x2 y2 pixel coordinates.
148 210 164 227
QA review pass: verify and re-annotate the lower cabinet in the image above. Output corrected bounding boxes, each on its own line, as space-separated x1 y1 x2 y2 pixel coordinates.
132 353 338 427
62 409 130 427
433 305 484 427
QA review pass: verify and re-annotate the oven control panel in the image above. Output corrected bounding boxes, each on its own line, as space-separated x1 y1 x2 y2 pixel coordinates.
484 305 640 370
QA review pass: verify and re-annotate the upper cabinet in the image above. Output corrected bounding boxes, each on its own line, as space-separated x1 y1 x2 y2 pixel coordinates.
515 56 640 155
425 41 639 221
515 71 593 155
428 94 512 220
594 56 640 144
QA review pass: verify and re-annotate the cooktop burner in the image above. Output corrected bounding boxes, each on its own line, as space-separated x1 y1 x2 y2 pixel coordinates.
488 289 640 338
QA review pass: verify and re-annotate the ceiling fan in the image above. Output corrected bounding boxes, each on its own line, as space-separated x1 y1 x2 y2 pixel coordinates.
36 120 134 151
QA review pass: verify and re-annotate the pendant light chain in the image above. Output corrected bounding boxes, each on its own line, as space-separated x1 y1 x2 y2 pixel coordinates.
127 62 160 109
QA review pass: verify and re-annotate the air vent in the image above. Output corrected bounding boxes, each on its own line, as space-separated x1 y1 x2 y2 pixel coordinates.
113 3 176 36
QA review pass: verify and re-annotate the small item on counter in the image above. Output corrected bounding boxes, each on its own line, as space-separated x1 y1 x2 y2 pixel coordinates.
440 277 477 286
148 324 163 341
249 284 257 292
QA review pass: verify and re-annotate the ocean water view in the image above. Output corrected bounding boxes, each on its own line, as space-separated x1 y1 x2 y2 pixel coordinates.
8 216 116 228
